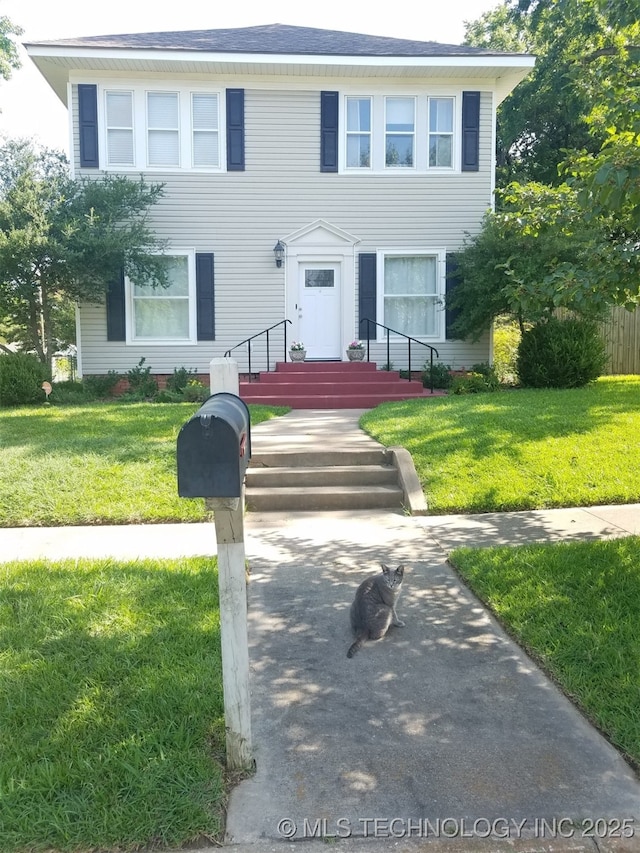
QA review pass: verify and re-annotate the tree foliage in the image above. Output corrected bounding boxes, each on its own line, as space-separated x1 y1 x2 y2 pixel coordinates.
449 182 640 341
454 0 639 343
0 10 21 82
0 140 167 368
464 0 639 187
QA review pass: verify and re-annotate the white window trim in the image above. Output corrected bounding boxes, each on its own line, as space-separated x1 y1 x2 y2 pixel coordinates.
340 92 462 174
125 249 197 345
97 83 226 173
376 248 447 341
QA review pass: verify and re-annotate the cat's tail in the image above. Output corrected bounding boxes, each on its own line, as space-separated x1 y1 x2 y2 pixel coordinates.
347 635 365 658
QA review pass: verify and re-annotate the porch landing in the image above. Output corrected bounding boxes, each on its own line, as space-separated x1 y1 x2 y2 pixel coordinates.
239 360 444 409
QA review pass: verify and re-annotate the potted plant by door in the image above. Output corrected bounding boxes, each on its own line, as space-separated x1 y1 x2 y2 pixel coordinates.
289 341 306 362
346 340 365 361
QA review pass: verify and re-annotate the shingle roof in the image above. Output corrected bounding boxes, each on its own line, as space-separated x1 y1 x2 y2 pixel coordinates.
27 22 523 58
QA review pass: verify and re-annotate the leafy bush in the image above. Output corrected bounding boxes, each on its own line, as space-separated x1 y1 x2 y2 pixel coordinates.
493 317 521 384
82 371 121 399
125 358 158 399
182 380 209 403
49 380 89 404
0 352 50 406
446 363 499 395
469 362 500 390
166 367 197 393
517 317 608 388
423 361 453 389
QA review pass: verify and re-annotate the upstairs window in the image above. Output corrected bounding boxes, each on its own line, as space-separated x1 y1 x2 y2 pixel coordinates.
385 98 415 168
105 91 134 166
340 92 470 172
429 98 454 168
147 92 180 167
93 84 230 172
192 93 220 168
346 97 371 169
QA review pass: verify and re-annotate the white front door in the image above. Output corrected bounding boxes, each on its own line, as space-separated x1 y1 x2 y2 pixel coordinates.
298 263 341 359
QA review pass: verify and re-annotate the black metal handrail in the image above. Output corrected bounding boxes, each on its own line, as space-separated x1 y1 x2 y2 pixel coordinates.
359 318 440 394
224 319 292 381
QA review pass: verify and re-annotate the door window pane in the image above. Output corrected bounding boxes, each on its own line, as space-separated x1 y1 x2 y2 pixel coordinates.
305 270 335 288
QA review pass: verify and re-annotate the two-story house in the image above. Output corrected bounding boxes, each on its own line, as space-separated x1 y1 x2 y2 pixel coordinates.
26 24 534 383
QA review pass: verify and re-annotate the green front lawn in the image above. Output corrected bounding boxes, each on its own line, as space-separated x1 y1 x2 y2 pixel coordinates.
0 402 287 527
450 537 640 770
0 556 225 852
361 376 640 514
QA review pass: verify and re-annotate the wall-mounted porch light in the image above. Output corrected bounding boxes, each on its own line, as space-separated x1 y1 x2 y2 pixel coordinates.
273 240 285 268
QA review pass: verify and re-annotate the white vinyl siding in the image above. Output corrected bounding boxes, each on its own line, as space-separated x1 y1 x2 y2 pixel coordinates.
105 91 134 166
147 92 180 167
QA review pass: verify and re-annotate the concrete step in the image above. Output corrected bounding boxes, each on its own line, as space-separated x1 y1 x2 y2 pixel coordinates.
246 463 398 488
245 448 407 511
251 449 389 467
245 484 405 512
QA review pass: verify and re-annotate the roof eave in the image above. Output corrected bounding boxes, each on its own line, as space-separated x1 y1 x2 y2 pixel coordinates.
26 44 536 105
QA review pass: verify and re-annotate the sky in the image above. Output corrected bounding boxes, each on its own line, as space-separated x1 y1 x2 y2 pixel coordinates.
0 0 500 152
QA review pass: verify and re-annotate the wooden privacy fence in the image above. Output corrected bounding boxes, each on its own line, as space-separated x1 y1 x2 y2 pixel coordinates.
599 306 640 375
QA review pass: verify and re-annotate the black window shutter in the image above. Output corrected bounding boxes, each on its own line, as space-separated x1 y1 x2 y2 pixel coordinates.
106 268 126 341
320 91 339 173
358 253 377 341
196 253 215 341
461 91 480 172
445 253 463 339
226 89 245 171
78 84 99 168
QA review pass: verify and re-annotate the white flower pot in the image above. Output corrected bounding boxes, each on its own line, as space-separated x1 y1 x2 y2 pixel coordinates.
347 349 365 361
290 350 306 362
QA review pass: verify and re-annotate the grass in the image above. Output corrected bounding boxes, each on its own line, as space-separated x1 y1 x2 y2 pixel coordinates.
450 537 640 770
0 402 288 527
0 556 225 852
361 375 640 514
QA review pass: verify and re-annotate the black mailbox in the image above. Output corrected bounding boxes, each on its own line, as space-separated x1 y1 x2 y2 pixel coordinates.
177 392 251 498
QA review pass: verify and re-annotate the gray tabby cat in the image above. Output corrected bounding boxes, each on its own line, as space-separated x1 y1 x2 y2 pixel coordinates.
347 564 405 658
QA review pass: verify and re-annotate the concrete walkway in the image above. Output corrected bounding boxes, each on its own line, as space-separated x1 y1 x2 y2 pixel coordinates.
1 409 640 852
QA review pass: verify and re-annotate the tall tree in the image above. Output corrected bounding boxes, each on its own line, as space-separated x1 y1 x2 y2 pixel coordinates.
0 140 167 370
464 0 639 187
449 181 640 341
0 9 21 83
